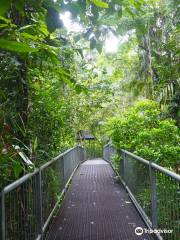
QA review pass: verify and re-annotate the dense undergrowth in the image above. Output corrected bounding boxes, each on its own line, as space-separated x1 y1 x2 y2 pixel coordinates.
106 100 180 172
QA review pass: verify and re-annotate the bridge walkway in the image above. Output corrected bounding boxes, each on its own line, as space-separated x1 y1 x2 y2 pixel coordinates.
47 159 155 240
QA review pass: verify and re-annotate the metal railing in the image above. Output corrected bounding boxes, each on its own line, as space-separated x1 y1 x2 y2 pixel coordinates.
103 144 117 162
85 141 102 160
103 144 180 240
0 146 85 240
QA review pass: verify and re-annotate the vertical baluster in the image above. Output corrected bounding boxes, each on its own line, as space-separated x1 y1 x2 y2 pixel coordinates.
37 170 43 239
149 163 157 229
122 151 126 181
1 190 5 240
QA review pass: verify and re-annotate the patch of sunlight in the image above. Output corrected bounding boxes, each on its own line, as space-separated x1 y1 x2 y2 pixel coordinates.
105 30 135 53
60 11 83 33
105 32 119 53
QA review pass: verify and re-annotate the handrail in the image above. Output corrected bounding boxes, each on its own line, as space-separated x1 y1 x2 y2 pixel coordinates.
103 144 180 240
2 169 39 194
122 149 180 181
2 146 84 194
40 145 84 169
1 145 85 240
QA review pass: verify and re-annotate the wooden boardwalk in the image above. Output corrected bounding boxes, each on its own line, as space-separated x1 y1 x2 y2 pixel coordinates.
47 159 156 240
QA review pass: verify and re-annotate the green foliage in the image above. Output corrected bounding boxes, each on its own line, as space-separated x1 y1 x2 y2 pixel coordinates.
135 120 180 167
0 0 179 190
111 154 121 171
0 0 11 16
0 39 39 53
107 100 180 169
107 100 160 149
0 0 80 188
92 0 109 8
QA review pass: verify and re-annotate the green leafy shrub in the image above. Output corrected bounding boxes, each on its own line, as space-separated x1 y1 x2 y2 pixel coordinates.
111 154 121 171
107 100 180 170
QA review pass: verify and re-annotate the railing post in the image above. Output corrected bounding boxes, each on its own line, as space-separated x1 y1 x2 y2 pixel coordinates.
83 147 86 161
122 151 126 181
63 154 67 186
84 148 88 160
1 191 5 240
62 155 65 187
149 162 158 229
37 170 43 239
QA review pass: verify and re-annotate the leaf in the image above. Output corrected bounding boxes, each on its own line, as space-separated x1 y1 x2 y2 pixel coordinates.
0 39 39 53
46 7 63 33
90 37 96 50
12 160 23 178
21 32 38 41
39 23 49 36
92 0 109 8
125 7 134 16
74 35 81 42
19 24 34 31
0 16 11 23
0 17 16 29
76 48 84 58
118 7 122 18
96 43 102 54
0 90 6 99
75 84 88 94
15 0 24 13
0 0 11 16
75 84 83 94
84 28 93 39
0 24 8 29
33 137 38 152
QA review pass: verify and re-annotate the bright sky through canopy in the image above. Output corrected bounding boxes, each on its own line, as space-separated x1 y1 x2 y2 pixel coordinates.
105 32 119 53
60 12 83 33
60 11 122 53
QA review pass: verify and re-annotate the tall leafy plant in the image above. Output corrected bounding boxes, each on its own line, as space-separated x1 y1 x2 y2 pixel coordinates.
107 100 180 170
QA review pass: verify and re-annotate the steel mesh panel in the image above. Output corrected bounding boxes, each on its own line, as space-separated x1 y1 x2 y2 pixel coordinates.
1 146 85 240
124 154 151 220
156 171 180 240
4 173 40 240
103 144 180 240
42 158 64 224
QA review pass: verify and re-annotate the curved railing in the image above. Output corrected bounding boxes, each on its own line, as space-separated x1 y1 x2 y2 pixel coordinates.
0 146 85 240
103 144 180 240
